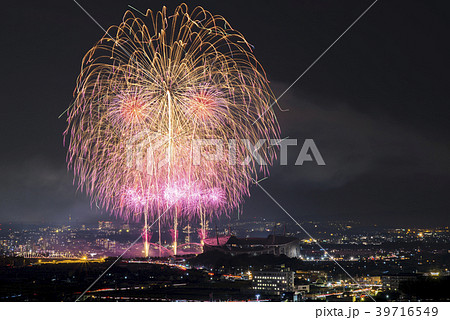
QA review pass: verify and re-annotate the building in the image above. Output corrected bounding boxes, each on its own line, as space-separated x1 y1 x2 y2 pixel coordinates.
98 221 113 230
295 270 328 283
296 284 310 293
382 273 420 290
95 238 116 251
252 268 295 295
204 235 300 258
355 276 382 286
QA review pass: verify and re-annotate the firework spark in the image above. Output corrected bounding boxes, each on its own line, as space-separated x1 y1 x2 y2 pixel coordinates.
65 4 280 253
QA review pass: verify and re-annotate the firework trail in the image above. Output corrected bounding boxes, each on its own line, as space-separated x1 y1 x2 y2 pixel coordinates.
65 4 280 255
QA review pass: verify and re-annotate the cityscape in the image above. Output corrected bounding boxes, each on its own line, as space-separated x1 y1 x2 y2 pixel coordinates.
1 217 448 301
2 0 450 315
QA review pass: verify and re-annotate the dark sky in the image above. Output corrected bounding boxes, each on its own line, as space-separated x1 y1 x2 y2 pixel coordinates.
1 0 449 226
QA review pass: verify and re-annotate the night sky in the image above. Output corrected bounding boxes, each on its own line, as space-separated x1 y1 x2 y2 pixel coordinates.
1 1 449 226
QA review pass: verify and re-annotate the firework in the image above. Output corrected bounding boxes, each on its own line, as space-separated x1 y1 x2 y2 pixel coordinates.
65 4 279 255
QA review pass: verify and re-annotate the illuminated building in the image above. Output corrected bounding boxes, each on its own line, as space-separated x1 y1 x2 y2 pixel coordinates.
98 221 113 230
95 238 116 251
252 268 295 295
296 284 310 293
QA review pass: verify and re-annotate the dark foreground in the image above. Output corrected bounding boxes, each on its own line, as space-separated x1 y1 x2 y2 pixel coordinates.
1 254 450 302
